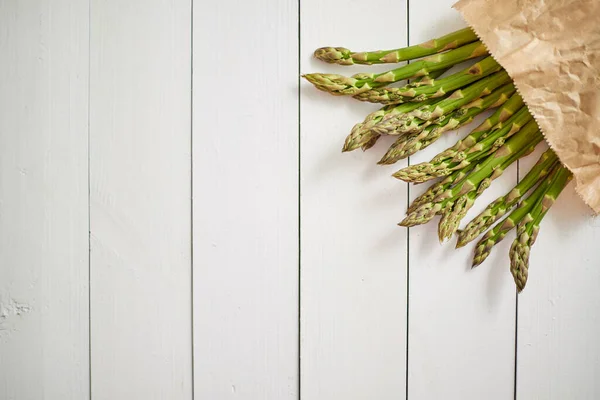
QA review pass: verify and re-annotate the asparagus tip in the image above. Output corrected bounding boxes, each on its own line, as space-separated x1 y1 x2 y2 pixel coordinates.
302 73 366 95
398 218 411 227
455 237 467 249
392 171 405 180
438 228 453 244
392 170 410 181
341 143 353 153
314 47 353 65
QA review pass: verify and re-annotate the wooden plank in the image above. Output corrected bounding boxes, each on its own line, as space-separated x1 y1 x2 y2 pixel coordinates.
0 1 90 398
89 1 192 398
300 1 408 398
407 1 517 398
192 0 299 398
516 147 600 399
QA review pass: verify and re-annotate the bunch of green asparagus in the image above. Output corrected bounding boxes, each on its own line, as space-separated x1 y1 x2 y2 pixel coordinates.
304 27 572 292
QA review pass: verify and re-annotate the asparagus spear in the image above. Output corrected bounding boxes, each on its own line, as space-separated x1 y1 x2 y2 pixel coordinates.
344 72 453 152
409 68 450 87
510 166 572 291
314 27 479 65
456 149 558 248
408 70 511 121
360 135 380 151
373 71 511 138
386 92 522 166
393 104 532 182
399 126 543 229
436 126 541 241
407 164 477 214
378 83 515 165
343 97 445 152
471 162 561 267
344 112 385 152
303 41 487 96
427 94 525 162
354 56 502 104
470 93 525 134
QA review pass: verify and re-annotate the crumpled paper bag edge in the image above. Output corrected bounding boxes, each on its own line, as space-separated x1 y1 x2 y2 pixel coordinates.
452 2 600 215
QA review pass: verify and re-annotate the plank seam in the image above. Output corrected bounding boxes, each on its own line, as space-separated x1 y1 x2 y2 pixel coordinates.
513 160 519 400
405 1 411 398
190 0 196 398
88 0 93 397
297 0 302 398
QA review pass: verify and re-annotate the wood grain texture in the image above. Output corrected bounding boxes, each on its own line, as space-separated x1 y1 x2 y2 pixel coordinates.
517 148 600 399
2 1 600 397
300 1 408 399
193 0 299 398
0 0 90 398
89 1 192 398
406 1 517 398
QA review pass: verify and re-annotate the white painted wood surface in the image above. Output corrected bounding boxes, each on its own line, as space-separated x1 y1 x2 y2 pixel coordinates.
406 1 517 399
89 0 192 398
193 0 299 398
300 1 408 399
0 0 599 399
0 1 90 399
517 147 600 399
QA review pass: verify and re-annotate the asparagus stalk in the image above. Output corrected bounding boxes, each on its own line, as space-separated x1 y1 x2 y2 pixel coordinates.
303 41 487 96
407 163 477 214
409 68 450 87
456 149 558 248
379 83 515 165
510 166 572 291
314 27 479 65
470 93 525 134
393 104 532 182
428 94 525 162
408 70 511 121
436 126 541 241
343 97 445 152
372 71 511 138
344 72 452 152
354 56 502 104
471 162 561 267
399 125 543 229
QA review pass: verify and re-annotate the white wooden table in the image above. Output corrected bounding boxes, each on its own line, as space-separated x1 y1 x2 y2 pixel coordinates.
1 0 599 399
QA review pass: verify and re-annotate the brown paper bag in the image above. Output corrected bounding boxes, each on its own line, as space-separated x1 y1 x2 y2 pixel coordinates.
453 0 600 213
